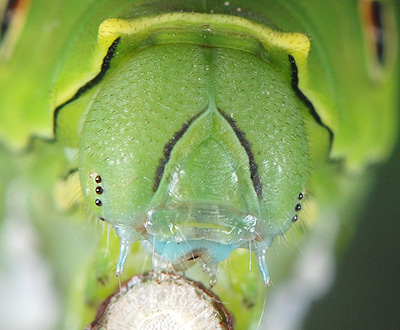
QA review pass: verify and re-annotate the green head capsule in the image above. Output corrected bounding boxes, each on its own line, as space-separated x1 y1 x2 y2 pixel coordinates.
78 13 312 285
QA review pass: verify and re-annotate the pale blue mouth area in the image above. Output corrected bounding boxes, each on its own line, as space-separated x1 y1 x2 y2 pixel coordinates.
153 239 240 264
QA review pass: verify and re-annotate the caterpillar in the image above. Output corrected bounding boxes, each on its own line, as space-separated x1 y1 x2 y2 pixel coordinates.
0 0 398 329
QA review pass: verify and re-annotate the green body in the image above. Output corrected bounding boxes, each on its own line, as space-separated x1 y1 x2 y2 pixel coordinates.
0 0 399 329
77 18 312 283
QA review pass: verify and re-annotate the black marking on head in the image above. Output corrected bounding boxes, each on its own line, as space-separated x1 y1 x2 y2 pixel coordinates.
153 109 206 192
288 55 333 150
53 37 121 135
370 1 385 64
187 254 200 261
218 109 263 199
0 0 17 42
295 203 301 212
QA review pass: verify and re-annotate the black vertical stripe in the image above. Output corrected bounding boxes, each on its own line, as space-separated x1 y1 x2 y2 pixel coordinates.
53 37 121 135
289 54 334 149
218 109 263 199
153 109 205 192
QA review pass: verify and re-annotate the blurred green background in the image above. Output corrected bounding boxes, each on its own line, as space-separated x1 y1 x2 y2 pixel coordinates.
305 134 400 329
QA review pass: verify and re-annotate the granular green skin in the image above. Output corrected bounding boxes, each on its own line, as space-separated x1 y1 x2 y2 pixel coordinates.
1 1 399 329
79 42 309 281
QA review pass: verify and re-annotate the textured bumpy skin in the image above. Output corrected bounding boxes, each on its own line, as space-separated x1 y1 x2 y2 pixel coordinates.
0 1 399 328
44 1 399 285
73 11 317 284
79 40 310 283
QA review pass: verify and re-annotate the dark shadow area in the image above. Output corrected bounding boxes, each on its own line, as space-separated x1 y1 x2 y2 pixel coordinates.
304 136 400 329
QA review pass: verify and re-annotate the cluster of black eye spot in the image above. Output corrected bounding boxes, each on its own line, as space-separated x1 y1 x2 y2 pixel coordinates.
292 192 304 222
94 175 103 207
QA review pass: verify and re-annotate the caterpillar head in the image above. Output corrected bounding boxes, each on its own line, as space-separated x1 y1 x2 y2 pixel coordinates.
76 13 316 285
